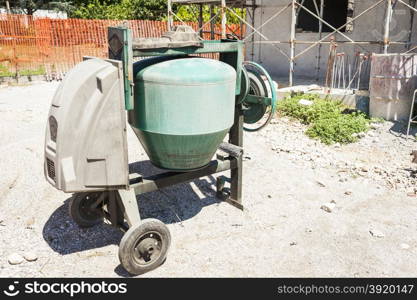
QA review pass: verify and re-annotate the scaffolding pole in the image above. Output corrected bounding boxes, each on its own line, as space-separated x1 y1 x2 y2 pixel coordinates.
210 4 215 40
165 0 415 85
383 0 392 53
198 4 203 37
315 0 324 82
289 0 297 86
167 0 173 31
407 0 417 50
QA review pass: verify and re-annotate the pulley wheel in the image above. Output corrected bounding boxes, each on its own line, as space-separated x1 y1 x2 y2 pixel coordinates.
236 66 250 104
241 61 277 132
243 70 268 124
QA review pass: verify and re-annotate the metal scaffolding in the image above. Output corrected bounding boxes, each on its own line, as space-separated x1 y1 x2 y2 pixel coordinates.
167 0 417 87
167 0 250 39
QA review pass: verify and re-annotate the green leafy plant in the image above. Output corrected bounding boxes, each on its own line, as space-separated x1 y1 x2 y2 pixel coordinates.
69 0 244 22
277 93 342 124
0 65 14 77
306 112 370 144
277 93 376 145
18 66 46 76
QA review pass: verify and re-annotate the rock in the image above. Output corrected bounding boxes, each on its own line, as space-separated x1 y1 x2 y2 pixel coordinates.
334 143 341 148
344 190 352 195
370 123 382 130
8 253 24 265
407 191 416 197
298 99 313 106
25 217 35 229
354 163 363 170
358 132 366 138
267 194 272 199
316 181 326 187
307 84 321 91
23 252 38 262
369 229 385 238
290 241 297 246
243 155 251 161
321 200 336 213
400 243 410 250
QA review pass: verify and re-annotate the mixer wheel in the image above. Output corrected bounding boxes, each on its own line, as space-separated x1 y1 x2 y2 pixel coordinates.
119 218 171 275
69 192 104 228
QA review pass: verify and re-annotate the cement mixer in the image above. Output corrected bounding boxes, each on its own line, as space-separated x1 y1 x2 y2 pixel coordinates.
44 25 276 275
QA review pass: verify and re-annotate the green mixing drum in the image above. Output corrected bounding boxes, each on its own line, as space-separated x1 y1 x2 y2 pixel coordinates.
129 57 236 171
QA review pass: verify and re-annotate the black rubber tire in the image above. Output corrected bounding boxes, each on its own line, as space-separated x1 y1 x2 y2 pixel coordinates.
119 219 171 275
68 192 104 228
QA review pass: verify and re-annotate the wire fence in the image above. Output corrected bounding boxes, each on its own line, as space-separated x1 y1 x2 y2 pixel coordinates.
0 14 244 79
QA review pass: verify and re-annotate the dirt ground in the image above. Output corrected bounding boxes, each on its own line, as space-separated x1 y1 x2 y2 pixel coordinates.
1 81 417 277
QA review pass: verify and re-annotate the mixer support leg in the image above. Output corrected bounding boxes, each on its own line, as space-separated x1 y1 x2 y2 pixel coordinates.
227 156 243 210
227 104 244 210
118 189 141 227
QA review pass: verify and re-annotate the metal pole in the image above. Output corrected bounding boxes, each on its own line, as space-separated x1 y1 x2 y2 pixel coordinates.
289 0 297 86
296 0 354 42
199 4 203 38
243 3 291 42
239 2 244 39
167 0 173 31
406 0 417 50
293 0 385 60
210 4 215 40
221 0 227 39
383 0 392 53
6 1 11 13
316 0 324 82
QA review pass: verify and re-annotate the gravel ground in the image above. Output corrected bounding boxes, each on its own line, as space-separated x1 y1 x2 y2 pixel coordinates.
1 82 417 277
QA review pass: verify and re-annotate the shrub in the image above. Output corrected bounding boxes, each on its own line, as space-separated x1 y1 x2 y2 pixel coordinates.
306 113 370 145
277 93 374 145
277 93 342 124
18 66 46 76
0 64 14 77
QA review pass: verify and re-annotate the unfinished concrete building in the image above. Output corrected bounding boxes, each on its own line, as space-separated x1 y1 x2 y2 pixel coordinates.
244 0 416 86
169 1 416 85
170 1 417 120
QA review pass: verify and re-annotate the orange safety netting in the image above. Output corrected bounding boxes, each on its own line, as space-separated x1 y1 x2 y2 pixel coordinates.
0 14 244 78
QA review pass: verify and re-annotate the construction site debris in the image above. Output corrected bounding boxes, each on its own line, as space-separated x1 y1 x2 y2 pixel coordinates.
298 99 314 106
400 243 411 250
369 229 385 238
8 253 24 265
23 252 38 262
321 200 336 213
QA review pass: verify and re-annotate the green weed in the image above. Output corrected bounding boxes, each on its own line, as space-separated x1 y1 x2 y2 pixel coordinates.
277 93 378 145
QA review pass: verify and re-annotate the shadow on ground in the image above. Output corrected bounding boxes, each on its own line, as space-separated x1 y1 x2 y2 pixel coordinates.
389 120 417 138
42 159 222 265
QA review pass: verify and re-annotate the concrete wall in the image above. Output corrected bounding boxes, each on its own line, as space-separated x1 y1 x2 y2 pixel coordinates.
245 0 417 85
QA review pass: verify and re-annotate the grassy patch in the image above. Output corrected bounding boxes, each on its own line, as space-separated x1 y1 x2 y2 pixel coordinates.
277 93 378 145
0 64 14 77
18 66 46 76
0 65 46 77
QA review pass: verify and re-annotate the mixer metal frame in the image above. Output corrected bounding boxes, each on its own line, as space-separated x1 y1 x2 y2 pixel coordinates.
107 26 245 230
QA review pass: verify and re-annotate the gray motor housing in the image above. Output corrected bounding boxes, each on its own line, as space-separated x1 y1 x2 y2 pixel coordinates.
44 57 129 192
